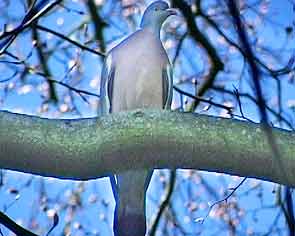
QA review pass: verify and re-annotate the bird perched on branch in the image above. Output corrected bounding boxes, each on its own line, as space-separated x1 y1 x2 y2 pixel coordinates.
99 1 176 235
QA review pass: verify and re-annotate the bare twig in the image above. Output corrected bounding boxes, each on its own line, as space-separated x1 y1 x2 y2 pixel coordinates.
233 87 255 122
172 32 187 65
196 177 247 223
212 86 294 129
32 25 58 102
225 2 294 234
50 78 100 99
0 0 63 54
36 25 104 57
85 0 107 53
173 85 232 113
172 0 224 111
0 211 39 236
149 170 176 236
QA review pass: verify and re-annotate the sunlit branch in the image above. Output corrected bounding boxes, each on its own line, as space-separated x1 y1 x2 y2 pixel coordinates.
0 109 294 187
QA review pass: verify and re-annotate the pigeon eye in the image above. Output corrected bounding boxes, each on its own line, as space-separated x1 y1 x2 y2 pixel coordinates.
154 7 159 11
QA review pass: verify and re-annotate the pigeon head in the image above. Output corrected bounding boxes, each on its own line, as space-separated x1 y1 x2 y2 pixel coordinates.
140 1 176 33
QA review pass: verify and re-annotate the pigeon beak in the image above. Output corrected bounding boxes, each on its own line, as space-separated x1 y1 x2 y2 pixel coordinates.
166 8 178 16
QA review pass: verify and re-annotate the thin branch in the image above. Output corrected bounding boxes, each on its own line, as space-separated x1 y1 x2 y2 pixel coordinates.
149 170 176 236
0 52 99 101
172 0 224 111
233 87 255 123
0 0 63 54
197 177 247 223
36 25 105 57
199 10 293 77
225 0 289 185
172 32 187 65
212 86 294 130
46 212 59 236
173 85 232 112
32 25 58 102
32 70 100 100
85 0 107 53
50 78 100 98
0 211 39 236
284 187 295 235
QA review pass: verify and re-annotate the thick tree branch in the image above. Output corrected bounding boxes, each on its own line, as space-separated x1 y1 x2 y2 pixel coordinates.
0 109 294 187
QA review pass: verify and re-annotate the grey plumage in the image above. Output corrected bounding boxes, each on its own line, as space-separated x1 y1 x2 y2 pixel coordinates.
99 1 175 235
99 28 173 114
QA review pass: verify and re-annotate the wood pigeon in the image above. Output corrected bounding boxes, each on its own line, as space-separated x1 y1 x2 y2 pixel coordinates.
99 1 176 235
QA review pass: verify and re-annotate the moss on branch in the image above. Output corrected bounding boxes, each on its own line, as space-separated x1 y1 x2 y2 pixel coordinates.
0 109 294 186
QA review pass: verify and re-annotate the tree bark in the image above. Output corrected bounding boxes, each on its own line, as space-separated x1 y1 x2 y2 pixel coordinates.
0 109 294 186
